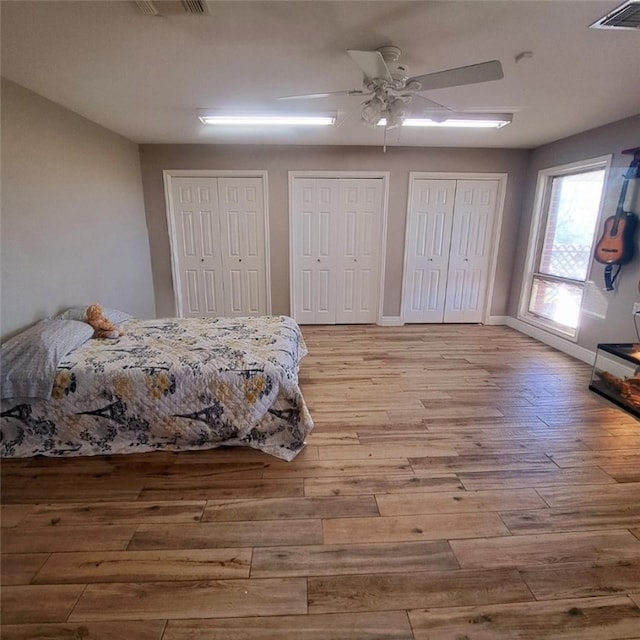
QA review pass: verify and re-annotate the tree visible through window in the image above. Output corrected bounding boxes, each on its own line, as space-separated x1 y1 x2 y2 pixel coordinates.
524 161 608 337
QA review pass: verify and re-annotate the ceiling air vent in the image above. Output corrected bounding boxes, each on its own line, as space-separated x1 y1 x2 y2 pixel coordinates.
134 1 159 16
134 0 210 16
181 0 209 15
590 0 640 29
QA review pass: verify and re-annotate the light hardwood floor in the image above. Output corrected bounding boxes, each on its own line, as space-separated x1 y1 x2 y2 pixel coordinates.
2 324 640 639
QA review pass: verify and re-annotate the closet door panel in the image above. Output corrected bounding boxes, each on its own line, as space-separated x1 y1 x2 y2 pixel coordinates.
292 179 339 324
403 180 456 323
170 178 225 318
317 268 333 315
218 177 268 317
184 270 199 314
444 180 498 323
202 269 220 315
335 179 383 324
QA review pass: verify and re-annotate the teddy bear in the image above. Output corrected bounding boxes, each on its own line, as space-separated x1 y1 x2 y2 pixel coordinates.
85 303 124 339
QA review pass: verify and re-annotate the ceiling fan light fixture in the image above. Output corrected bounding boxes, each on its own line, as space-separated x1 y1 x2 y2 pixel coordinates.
362 95 408 129
361 96 385 127
384 115 403 130
388 97 408 124
198 115 336 126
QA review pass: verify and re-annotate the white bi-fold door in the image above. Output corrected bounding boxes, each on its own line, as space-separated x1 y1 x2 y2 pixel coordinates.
403 178 501 323
166 175 269 318
291 177 385 324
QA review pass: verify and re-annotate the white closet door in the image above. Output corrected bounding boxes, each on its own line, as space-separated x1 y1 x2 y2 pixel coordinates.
170 178 225 317
217 178 267 317
292 178 340 324
335 179 383 323
168 176 268 318
444 180 498 323
403 180 456 323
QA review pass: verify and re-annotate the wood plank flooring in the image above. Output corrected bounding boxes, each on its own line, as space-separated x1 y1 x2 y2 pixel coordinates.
2 324 640 639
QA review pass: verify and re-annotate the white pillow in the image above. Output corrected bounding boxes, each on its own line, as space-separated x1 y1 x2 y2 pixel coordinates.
57 306 132 324
1 319 94 399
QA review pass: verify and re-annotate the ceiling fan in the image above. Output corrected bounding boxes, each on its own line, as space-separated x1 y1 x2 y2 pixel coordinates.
278 46 505 130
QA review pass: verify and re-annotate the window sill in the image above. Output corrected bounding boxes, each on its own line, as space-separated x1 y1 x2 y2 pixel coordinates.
517 312 578 342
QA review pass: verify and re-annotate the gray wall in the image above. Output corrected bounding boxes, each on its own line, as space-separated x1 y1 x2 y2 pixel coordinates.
139 144 529 319
0 79 156 340
509 114 640 350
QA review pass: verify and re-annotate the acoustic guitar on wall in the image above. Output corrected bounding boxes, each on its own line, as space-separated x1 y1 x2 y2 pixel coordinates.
594 149 639 266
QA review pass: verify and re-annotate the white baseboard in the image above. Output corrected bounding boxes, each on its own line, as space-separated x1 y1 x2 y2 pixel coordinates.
505 317 596 365
378 316 404 326
377 314 601 369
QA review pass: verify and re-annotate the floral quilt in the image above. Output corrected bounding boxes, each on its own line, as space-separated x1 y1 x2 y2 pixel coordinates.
0 315 313 461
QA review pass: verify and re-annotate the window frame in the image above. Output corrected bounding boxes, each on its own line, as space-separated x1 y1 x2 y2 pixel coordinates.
518 155 611 340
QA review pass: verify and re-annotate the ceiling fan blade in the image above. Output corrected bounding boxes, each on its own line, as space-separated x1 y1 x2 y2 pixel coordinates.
408 60 504 91
278 89 368 101
403 93 453 113
347 49 393 82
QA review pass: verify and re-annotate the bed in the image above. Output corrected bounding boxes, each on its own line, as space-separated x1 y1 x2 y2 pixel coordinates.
0 313 313 461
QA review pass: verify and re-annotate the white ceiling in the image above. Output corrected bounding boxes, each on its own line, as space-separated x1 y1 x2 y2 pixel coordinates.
1 0 639 149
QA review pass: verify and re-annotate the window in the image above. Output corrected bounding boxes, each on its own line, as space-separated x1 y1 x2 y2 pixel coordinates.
520 157 610 338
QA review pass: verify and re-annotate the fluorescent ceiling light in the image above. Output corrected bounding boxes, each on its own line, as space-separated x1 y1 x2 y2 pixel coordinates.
378 114 512 129
199 115 335 126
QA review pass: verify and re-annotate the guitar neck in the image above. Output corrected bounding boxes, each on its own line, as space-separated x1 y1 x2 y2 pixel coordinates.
612 155 640 230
